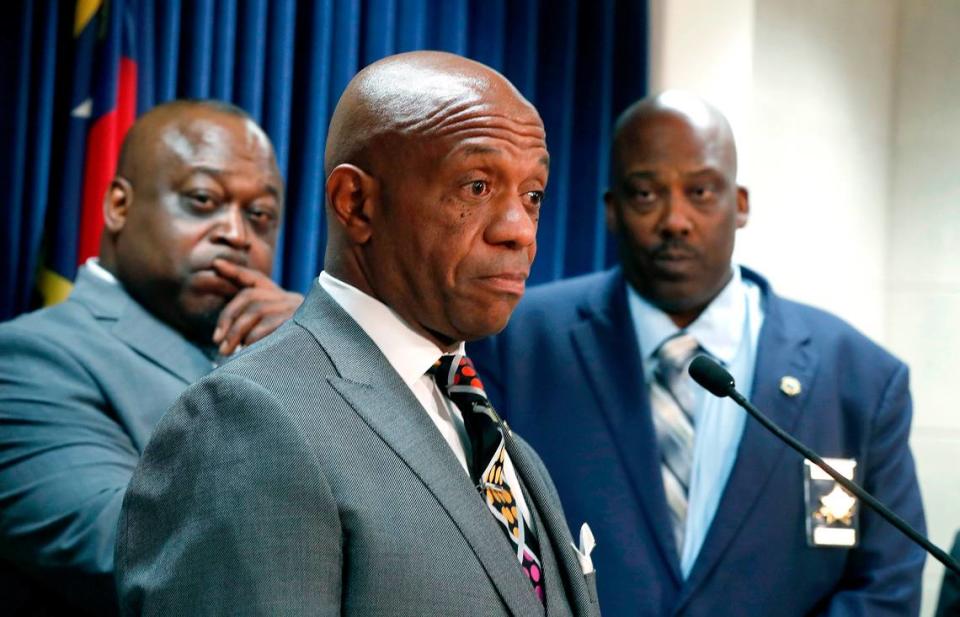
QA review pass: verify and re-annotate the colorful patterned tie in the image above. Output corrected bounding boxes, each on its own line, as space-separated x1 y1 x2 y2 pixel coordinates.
650 332 701 556
430 353 546 604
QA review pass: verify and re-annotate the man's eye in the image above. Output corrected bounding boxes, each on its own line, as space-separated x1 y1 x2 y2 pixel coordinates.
689 186 715 201
466 180 489 197
186 193 216 208
625 185 657 203
525 191 544 206
248 208 276 225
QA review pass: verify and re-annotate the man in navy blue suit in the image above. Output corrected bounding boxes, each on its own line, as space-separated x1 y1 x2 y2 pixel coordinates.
470 91 926 616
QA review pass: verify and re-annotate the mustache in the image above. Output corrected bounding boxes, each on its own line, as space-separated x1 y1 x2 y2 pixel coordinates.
650 239 698 259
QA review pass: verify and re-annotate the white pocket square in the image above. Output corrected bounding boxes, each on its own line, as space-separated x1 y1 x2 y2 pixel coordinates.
571 522 596 574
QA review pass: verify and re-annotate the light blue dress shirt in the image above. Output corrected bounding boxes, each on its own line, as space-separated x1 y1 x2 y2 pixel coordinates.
627 266 765 578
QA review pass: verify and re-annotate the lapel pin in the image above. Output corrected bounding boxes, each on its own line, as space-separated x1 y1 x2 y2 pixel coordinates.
780 376 802 397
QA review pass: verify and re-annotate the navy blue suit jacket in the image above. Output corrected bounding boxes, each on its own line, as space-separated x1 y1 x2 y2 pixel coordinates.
470 267 925 617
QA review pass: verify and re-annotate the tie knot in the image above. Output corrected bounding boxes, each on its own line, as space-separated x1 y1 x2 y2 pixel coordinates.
656 332 700 373
429 353 487 398
429 353 504 484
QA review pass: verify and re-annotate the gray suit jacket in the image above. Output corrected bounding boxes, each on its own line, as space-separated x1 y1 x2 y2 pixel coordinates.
116 283 600 616
0 266 213 615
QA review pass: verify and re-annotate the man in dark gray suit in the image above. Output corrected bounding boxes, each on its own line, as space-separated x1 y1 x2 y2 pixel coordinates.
116 51 600 617
0 100 302 616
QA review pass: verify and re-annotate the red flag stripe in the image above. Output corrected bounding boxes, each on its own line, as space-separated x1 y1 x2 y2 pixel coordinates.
76 57 137 263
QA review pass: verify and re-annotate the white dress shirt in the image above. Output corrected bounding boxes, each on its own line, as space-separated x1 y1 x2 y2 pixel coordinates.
85 257 118 285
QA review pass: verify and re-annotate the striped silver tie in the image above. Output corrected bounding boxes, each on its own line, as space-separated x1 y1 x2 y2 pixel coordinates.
650 332 701 556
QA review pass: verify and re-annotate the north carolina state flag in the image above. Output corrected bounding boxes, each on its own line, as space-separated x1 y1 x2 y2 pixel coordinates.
40 0 136 305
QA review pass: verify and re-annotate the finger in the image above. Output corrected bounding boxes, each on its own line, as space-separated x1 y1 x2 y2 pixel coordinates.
219 309 264 356
211 259 275 289
213 289 258 343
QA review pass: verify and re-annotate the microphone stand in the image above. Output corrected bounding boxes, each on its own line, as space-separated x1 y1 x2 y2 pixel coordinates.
691 354 960 575
727 387 959 575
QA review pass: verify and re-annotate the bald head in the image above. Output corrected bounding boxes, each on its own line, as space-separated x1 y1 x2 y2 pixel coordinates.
115 100 275 188
604 90 748 328
322 51 548 349
612 90 738 184
324 51 539 177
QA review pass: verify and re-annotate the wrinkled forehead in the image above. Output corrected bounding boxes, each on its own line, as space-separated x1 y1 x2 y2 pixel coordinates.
362 66 545 143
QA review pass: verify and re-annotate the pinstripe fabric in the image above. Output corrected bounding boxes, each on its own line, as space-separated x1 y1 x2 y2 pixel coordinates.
650 332 700 555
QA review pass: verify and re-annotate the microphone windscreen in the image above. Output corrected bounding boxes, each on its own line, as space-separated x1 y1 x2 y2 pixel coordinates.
689 355 735 398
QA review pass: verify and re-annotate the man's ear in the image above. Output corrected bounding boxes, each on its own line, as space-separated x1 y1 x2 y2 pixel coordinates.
326 164 377 245
736 185 749 229
103 177 133 233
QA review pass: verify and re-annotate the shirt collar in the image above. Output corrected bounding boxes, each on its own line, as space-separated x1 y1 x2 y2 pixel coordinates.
84 257 118 285
317 271 464 386
627 265 747 366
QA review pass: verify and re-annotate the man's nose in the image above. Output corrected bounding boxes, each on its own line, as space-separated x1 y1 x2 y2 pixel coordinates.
486 195 537 250
211 205 252 250
659 190 693 236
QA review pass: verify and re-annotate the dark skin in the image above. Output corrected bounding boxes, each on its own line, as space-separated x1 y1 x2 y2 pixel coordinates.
605 92 749 328
99 102 302 354
323 52 549 350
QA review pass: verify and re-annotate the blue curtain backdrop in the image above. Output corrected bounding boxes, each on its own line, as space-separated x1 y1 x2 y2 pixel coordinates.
0 0 648 321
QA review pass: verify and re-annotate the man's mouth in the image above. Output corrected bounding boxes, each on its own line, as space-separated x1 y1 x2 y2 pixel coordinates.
190 269 240 297
652 243 697 261
204 253 249 270
477 272 528 295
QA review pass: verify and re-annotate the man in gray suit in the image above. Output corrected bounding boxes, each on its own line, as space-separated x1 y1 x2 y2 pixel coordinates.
116 51 600 617
0 100 302 616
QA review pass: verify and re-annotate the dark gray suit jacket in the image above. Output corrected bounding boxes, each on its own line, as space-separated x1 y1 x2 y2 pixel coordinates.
0 266 213 616
116 283 600 616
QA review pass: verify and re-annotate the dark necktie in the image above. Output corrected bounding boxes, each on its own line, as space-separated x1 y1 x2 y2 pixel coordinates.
430 353 546 604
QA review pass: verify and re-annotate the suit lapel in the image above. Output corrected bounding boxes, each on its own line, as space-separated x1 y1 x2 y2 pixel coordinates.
506 435 589 617
677 271 818 607
71 267 212 384
296 284 544 617
568 270 683 584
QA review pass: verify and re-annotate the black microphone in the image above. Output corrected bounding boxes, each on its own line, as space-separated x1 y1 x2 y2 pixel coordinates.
688 355 960 575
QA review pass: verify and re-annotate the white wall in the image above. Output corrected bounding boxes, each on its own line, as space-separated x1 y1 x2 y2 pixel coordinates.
743 0 899 343
648 0 756 179
649 0 958 614
886 1 960 611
